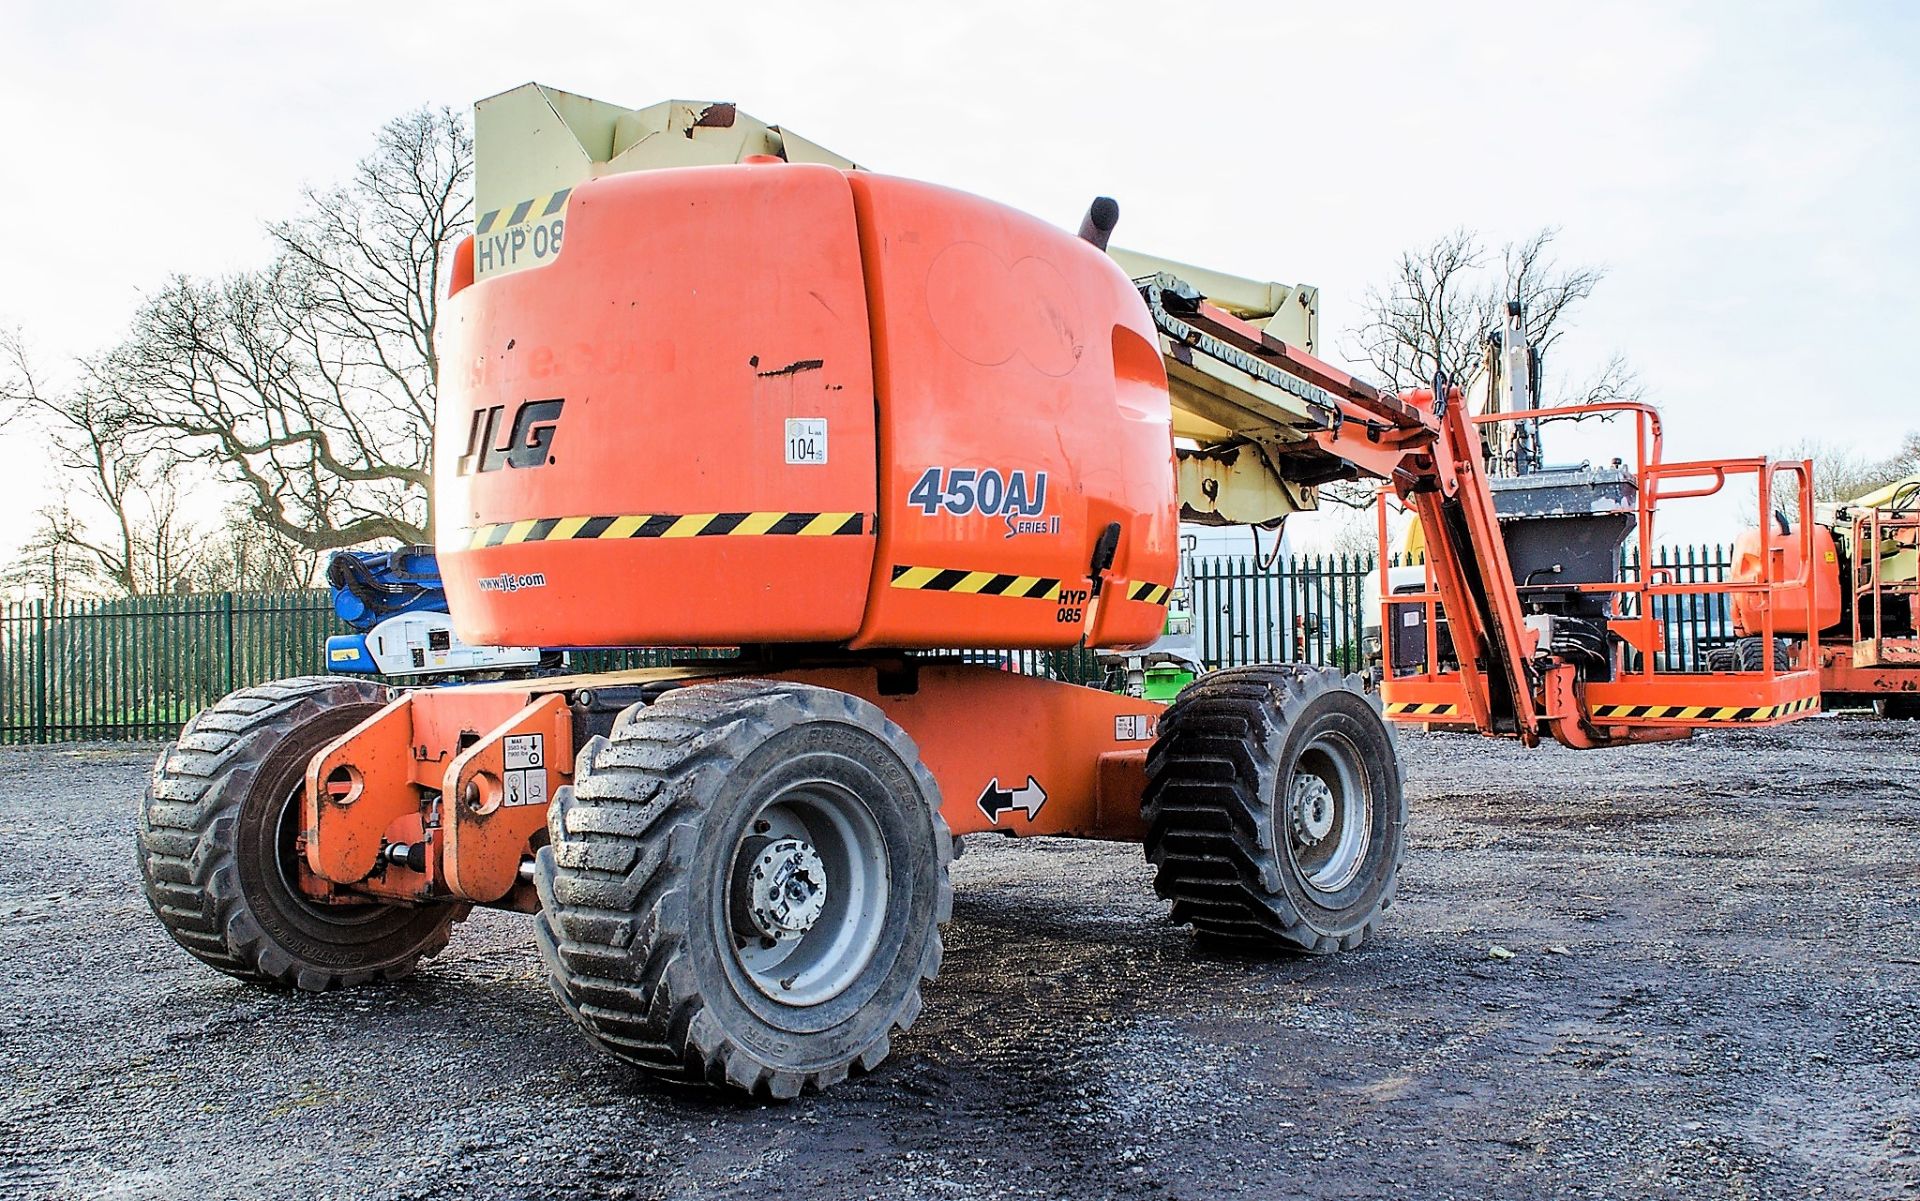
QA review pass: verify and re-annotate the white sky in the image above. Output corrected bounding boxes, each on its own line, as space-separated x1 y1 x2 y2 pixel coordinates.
1 0 1914 564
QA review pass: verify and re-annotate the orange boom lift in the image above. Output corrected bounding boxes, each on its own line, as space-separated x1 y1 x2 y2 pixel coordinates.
137 86 1819 1097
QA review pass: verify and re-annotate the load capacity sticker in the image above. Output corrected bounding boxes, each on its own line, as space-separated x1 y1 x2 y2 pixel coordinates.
502 734 548 808
1114 714 1157 741
908 466 1057 538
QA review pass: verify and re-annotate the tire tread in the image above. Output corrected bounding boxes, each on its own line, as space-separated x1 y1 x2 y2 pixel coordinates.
136 676 464 990
1142 665 1406 953
534 678 950 1098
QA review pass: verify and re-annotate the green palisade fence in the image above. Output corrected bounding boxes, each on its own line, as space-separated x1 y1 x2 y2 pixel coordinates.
1189 552 1377 672
2 591 340 743
0 545 1735 744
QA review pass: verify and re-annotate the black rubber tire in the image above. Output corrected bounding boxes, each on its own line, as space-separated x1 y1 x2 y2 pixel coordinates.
533 678 951 1099
137 676 467 990
1703 636 1791 673
1875 695 1920 720
1142 665 1406 953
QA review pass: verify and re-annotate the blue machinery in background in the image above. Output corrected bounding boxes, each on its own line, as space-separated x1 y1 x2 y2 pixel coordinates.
324 546 545 677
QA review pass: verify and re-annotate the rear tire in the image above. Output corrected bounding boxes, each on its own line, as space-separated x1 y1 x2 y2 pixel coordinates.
137 676 467 991
1876 695 1920 720
1703 636 1791 672
533 679 951 1098
1143 665 1406 952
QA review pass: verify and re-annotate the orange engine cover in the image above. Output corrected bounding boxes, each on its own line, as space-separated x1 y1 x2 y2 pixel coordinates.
437 162 1176 651
1730 521 1841 636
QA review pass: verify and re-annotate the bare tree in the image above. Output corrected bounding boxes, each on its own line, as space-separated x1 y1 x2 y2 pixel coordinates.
266 105 470 470
1349 227 1622 408
1560 353 1642 408
1895 432 1920 482
1328 506 1383 562
177 507 325 593
1351 228 1488 396
0 503 109 604
113 107 471 550
1 332 201 595
1774 436 1920 513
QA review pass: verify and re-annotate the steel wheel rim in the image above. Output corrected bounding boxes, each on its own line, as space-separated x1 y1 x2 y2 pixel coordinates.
1287 731 1371 893
271 780 386 926
730 779 890 1007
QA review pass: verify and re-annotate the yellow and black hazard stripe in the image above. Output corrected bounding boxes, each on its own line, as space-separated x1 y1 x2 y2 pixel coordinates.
465 511 864 550
476 188 572 235
889 565 1061 600
1591 695 1820 722
1125 581 1173 605
1385 702 1461 717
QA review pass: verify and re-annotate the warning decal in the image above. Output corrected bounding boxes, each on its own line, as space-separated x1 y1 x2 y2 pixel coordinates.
1114 714 1157 741
1589 696 1819 722
464 511 866 550
888 565 1062 601
503 734 548 808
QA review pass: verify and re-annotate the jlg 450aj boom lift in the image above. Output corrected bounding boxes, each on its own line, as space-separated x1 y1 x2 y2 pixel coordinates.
137 85 1821 1098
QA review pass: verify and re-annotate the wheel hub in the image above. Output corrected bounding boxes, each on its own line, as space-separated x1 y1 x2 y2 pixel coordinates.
742 837 828 941
1289 773 1337 844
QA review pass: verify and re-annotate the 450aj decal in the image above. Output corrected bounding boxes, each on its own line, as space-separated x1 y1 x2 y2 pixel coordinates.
907 466 1058 538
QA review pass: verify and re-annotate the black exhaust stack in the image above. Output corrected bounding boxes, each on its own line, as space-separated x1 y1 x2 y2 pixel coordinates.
1077 196 1119 251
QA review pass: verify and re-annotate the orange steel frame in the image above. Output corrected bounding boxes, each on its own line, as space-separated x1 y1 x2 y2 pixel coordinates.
301 661 1161 910
1375 402 1821 745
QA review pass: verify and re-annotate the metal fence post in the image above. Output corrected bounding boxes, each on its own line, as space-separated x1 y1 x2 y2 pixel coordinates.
32 599 48 746
222 591 236 695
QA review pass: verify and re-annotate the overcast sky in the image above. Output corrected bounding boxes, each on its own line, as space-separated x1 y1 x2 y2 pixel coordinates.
1 0 1914 565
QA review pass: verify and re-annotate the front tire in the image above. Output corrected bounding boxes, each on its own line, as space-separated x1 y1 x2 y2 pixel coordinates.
137 676 467 991
533 679 951 1098
1143 665 1406 952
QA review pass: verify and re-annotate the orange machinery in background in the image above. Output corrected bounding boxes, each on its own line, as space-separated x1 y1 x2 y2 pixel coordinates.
137 85 1824 1099
1726 476 1920 717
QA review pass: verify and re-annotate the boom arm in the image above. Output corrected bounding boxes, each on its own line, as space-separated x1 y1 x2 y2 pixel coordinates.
1147 280 1819 749
1142 282 1551 745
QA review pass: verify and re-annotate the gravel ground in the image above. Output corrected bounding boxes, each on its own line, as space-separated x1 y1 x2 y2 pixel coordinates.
2 715 1917 1200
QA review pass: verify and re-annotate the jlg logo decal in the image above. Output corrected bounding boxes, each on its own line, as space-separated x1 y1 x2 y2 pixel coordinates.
457 399 565 475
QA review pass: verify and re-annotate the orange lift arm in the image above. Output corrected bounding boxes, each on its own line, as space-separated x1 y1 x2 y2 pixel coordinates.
1142 283 1815 750
1147 286 1539 739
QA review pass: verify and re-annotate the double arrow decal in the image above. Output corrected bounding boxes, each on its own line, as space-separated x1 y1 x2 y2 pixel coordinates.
976 776 1048 824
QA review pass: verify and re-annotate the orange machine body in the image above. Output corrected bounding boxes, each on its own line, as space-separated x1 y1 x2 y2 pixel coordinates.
436 163 1176 652
297 164 1835 912
1729 522 1841 636
1737 503 1920 704
1375 403 1824 741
